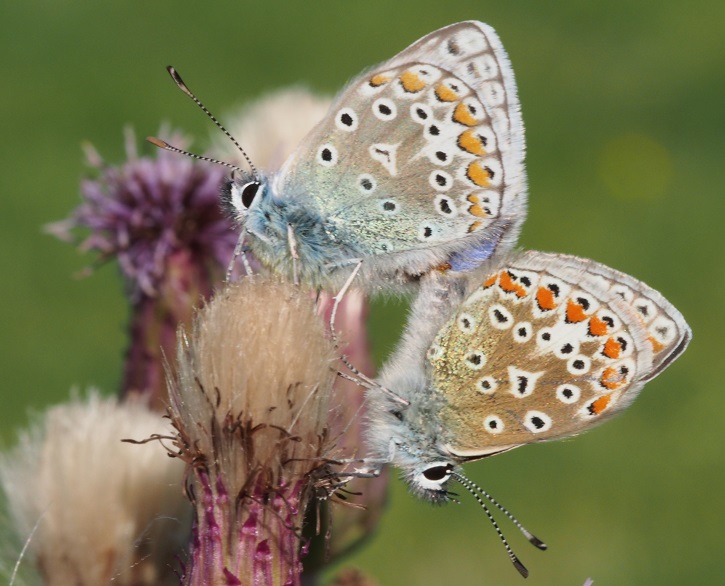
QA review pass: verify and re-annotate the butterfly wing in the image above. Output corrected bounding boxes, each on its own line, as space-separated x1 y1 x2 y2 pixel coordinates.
274 21 526 271
426 251 691 458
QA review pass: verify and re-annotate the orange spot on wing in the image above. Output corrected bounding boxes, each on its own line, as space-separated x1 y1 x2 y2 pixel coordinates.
648 335 666 353
468 204 487 217
369 74 391 87
400 71 425 93
536 287 557 311
499 271 527 298
458 130 487 156
467 161 491 187
599 366 628 390
468 221 483 233
434 83 458 101
566 299 588 323
453 102 478 126
588 393 613 415
435 262 452 272
588 316 609 337
602 337 622 359
483 273 498 288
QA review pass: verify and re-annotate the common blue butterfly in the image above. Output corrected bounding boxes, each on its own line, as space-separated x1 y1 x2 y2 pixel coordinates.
154 22 527 291
362 250 690 575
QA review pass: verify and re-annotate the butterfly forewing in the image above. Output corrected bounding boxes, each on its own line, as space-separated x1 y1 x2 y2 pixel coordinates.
386 21 524 171
426 251 690 457
275 21 525 263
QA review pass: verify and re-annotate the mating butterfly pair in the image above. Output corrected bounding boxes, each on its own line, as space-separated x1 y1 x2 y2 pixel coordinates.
155 21 690 578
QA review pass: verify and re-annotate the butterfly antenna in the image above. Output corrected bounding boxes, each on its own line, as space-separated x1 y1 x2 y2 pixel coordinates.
145 136 247 174
165 66 258 176
337 359 409 406
453 471 547 550
452 472 547 578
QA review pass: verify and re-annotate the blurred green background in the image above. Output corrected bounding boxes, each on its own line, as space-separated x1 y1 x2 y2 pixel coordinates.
1 1 722 584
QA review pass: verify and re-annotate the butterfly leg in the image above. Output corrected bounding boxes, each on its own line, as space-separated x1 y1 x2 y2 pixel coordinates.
312 462 384 501
328 259 363 346
226 228 253 281
337 364 408 405
328 261 410 406
286 223 300 285
323 457 386 480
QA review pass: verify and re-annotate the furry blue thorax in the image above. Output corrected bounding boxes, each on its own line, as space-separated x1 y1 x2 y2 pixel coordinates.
244 184 358 288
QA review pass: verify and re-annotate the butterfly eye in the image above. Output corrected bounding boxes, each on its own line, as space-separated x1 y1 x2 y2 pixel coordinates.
422 463 453 482
390 410 404 421
240 181 261 209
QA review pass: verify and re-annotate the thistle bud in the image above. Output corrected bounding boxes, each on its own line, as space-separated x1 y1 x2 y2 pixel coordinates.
0 393 189 585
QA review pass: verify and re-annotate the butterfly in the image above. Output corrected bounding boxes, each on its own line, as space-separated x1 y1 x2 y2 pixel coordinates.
153 21 527 292
362 250 691 575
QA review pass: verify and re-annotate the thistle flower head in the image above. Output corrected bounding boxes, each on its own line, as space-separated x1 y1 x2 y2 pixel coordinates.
49 128 235 299
168 278 338 585
0 392 189 586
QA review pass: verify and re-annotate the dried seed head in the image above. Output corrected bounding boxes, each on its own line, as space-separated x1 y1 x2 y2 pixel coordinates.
168 278 338 584
0 392 188 586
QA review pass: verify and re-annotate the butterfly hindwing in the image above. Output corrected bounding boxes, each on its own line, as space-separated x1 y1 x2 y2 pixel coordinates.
425 251 691 457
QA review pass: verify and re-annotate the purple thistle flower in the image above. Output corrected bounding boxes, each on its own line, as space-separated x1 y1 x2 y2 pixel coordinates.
49 127 235 299
48 128 236 408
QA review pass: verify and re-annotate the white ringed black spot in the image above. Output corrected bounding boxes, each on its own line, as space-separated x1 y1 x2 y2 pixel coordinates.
434 195 457 217
488 304 513 329
464 350 486 370
372 98 397 120
524 411 552 433
513 322 533 343
335 107 358 131
418 221 439 241
554 339 580 359
410 102 432 124
457 313 476 332
357 173 377 193
556 384 581 404
567 355 591 375
378 199 399 215
483 415 504 434
537 328 554 346
426 123 441 138
317 144 338 167
429 170 453 191
477 376 497 394
427 343 443 361
429 147 452 166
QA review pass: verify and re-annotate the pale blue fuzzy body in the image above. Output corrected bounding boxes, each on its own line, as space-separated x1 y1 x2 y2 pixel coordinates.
243 182 358 288
365 274 468 501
